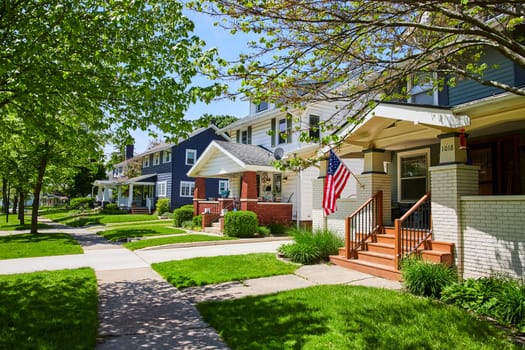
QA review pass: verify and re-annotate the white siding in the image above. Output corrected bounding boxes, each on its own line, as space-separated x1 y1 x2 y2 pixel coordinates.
198 153 244 177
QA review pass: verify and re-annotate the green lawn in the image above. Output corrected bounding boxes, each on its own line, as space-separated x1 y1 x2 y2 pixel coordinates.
0 268 98 349
97 224 185 241
41 209 159 227
198 285 519 350
0 215 49 231
153 253 298 289
124 234 237 251
0 233 83 259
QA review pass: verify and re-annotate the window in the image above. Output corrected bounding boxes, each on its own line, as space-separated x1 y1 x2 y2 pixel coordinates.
156 181 167 197
278 118 292 144
185 149 197 165
153 153 160 166
309 115 320 140
237 127 252 144
143 156 150 168
164 150 171 163
256 101 268 113
397 149 430 202
409 73 437 105
180 181 195 197
218 180 229 194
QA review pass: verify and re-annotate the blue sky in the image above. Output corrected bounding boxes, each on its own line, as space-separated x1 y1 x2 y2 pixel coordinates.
115 9 253 155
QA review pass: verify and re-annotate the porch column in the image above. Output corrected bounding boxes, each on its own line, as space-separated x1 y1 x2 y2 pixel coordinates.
97 187 103 202
240 171 258 211
117 187 122 206
128 184 134 207
193 177 206 216
430 132 478 279
356 149 392 225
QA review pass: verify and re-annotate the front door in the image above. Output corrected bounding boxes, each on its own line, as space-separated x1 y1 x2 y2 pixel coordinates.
470 134 521 195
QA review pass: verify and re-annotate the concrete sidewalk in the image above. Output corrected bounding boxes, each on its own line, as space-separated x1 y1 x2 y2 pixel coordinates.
0 219 402 349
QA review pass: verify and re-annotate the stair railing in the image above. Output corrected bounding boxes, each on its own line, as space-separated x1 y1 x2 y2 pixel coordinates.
344 191 383 259
394 192 432 269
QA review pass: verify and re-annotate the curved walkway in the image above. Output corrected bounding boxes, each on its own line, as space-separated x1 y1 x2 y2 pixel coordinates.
0 219 401 349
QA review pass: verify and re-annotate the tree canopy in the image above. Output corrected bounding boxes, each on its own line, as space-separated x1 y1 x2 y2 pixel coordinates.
192 1 525 127
192 113 239 129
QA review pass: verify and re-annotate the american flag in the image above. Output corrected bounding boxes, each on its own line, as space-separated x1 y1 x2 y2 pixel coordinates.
323 150 350 216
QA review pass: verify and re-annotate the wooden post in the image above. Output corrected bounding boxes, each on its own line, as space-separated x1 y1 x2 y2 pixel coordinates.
394 218 401 270
345 217 351 259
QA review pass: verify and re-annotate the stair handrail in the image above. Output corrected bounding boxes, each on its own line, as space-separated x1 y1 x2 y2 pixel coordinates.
344 191 383 259
394 192 432 269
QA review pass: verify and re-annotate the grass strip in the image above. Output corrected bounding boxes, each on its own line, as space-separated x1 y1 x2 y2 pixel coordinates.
125 234 236 251
0 268 98 350
0 215 49 231
97 225 185 241
153 253 298 289
198 284 519 350
0 233 83 259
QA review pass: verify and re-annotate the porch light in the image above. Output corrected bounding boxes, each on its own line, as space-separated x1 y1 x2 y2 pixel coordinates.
282 176 288 184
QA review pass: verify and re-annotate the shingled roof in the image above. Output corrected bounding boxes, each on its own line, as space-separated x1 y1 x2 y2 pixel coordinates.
214 140 275 166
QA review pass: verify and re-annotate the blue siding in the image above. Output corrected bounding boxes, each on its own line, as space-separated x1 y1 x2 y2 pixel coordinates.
142 150 171 175
446 49 518 106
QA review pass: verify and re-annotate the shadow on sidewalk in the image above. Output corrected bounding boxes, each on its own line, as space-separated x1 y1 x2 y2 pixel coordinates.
96 278 229 350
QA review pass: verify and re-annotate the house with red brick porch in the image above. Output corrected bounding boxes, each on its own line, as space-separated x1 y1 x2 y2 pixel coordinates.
314 48 525 281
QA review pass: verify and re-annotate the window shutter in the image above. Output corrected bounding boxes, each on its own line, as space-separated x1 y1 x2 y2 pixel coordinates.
271 118 276 147
287 117 292 144
236 130 240 143
247 126 252 144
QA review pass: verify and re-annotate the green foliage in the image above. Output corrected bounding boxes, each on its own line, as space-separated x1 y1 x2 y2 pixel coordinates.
277 228 343 264
257 226 270 236
0 268 98 349
441 275 525 331
401 257 458 298
69 197 94 210
100 203 127 214
192 214 202 228
156 198 170 216
181 220 194 229
267 223 289 235
223 210 258 238
173 205 194 227
192 114 239 129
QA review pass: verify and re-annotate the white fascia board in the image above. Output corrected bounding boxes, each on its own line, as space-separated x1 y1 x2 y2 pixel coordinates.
369 103 470 128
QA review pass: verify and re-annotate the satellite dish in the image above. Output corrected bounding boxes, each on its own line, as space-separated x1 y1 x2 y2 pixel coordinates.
273 147 284 160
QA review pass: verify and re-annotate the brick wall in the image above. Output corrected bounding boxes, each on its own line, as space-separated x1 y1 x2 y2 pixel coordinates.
256 202 293 226
460 196 525 280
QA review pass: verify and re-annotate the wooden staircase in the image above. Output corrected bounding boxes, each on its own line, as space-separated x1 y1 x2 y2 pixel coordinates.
131 207 151 214
329 191 454 281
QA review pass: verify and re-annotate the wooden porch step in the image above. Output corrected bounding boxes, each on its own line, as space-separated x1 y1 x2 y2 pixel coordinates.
367 242 395 255
131 207 151 214
357 250 395 267
329 254 401 281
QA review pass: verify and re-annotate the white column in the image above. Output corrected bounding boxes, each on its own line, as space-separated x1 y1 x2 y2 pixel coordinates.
128 184 134 207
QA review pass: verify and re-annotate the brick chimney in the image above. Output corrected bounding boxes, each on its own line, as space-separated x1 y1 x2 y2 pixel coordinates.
125 145 134 159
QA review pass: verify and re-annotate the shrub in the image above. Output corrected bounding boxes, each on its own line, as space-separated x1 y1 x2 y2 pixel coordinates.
181 220 194 229
277 228 343 264
223 210 258 238
401 257 458 298
173 205 194 227
192 215 202 228
267 223 288 235
441 275 525 330
69 197 94 210
257 226 270 237
100 203 127 214
156 198 170 216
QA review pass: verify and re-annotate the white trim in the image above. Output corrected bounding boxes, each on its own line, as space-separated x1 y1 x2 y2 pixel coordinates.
185 149 197 166
180 181 195 198
218 180 229 194
397 148 430 202
153 152 161 166
164 150 172 163
142 156 150 168
156 181 167 197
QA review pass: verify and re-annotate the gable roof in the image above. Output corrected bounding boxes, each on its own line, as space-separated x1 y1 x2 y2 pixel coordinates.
187 140 277 177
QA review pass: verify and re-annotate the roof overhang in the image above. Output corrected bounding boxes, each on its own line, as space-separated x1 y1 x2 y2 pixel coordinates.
187 141 277 178
123 174 157 185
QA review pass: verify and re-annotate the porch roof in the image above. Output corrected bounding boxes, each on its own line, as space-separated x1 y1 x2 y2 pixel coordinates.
122 174 157 185
336 102 470 155
187 140 277 177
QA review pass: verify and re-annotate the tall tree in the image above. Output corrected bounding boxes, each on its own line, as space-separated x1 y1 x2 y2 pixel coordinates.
192 1 525 131
192 113 239 129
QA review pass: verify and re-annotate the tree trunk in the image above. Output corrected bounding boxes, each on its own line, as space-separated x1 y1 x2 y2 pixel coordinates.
1 178 7 215
18 192 25 225
12 195 18 215
31 144 49 234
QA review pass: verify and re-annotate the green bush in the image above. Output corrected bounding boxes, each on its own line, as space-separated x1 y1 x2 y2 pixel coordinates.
223 211 258 238
69 197 94 210
267 223 288 235
156 198 170 216
100 203 127 214
257 226 270 236
401 257 458 298
441 275 525 331
278 242 321 264
192 215 202 228
173 205 194 227
277 228 343 264
181 220 194 229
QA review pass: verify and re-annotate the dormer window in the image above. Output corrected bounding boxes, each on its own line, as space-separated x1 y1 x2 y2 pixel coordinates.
256 101 268 113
